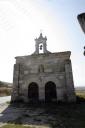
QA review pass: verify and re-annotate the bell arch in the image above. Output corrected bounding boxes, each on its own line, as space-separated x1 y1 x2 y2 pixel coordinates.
45 81 57 102
28 82 39 102
34 33 51 54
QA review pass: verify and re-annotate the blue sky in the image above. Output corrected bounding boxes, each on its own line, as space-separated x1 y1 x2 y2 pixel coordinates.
0 0 85 87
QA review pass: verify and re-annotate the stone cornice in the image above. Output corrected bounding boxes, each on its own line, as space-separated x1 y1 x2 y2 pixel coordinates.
15 51 71 60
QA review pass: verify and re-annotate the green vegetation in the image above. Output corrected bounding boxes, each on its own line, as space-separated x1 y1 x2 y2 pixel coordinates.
0 124 48 128
0 81 12 87
6 101 11 104
0 124 31 128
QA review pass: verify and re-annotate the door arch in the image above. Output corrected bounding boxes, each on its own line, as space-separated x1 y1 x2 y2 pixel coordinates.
28 82 39 102
45 81 57 102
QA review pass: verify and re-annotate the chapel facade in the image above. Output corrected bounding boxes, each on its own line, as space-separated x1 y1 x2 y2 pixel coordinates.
11 33 76 103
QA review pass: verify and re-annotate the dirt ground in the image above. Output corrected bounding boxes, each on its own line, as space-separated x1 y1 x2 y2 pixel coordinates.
0 102 85 128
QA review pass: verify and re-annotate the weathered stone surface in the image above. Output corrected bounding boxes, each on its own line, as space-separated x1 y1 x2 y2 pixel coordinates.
11 33 76 103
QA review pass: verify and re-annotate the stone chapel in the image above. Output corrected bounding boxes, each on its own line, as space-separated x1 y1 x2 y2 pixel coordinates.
11 33 76 103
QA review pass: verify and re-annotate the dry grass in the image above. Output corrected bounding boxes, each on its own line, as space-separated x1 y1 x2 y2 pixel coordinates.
0 87 12 96
76 90 85 99
0 124 49 128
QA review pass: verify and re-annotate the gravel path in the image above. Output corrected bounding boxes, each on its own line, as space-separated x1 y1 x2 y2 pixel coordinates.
0 96 11 104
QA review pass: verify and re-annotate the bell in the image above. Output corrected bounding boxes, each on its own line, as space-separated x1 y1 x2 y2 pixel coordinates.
40 45 42 50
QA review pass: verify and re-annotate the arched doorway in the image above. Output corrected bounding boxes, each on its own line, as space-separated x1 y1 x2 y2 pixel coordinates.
28 82 39 102
45 81 57 102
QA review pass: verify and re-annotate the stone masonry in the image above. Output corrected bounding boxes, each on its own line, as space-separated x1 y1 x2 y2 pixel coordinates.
11 33 76 103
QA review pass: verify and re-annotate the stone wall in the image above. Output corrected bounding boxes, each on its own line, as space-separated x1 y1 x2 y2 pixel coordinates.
11 51 76 103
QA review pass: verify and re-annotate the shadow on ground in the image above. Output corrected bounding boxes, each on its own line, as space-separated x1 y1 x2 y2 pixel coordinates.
0 97 85 128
